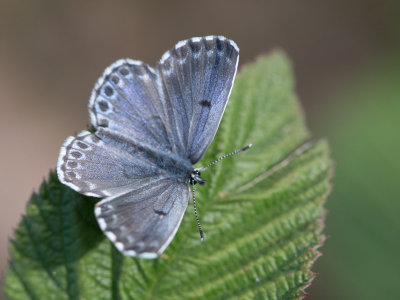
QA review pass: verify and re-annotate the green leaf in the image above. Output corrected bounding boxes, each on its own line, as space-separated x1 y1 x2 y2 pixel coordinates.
310 56 400 300
3 52 333 300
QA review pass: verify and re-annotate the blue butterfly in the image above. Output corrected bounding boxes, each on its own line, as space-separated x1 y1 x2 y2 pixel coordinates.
57 36 246 258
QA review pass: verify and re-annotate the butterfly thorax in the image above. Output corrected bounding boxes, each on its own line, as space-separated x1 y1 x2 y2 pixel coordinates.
95 127 202 185
150 149 205 185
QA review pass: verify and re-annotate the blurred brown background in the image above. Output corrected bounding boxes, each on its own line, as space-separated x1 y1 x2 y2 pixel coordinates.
1 1 399 299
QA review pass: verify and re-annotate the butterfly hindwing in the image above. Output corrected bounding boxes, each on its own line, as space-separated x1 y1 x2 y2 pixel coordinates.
95 179 189 258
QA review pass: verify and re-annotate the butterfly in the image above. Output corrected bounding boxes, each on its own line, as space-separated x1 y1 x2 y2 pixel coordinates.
57 36 244 258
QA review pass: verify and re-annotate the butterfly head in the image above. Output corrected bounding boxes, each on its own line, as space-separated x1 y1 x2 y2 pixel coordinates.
189 169 206 185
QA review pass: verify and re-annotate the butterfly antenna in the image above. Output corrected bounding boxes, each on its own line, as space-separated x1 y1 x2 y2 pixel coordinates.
191 182 204 241
199 144 252 171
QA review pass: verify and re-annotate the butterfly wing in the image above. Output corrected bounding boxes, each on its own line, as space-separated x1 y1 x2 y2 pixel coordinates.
88 36 239 162
57 128 168 197
88 59 171 152
157 36 239 163
95 179 189 258
58 127 189 257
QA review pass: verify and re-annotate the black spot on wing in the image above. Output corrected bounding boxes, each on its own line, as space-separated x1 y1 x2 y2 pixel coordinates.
111 75 120 84
71 151 82 159
98 101 109 112
189 40 202 53
154 209 167 216
67 161 78 168
104 86 113 96
215 38 223 51
77 141 88 149
98 118 109 127
199 100 212 107
67 171 76 179
120 68 129 76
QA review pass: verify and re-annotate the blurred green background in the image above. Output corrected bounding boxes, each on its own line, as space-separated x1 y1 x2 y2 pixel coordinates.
1 1 399 299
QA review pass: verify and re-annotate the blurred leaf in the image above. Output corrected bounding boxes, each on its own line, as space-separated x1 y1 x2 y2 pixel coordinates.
310 57 400 300
3 52 332 299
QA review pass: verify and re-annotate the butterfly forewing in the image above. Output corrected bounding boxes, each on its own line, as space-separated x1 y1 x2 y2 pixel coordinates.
157 36 239 163
89 59 171 151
